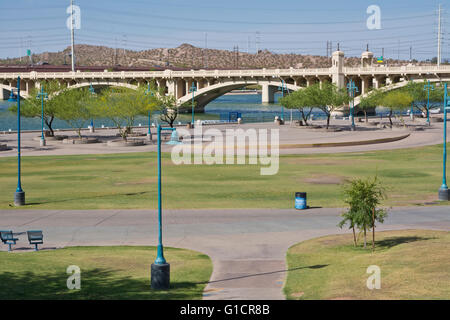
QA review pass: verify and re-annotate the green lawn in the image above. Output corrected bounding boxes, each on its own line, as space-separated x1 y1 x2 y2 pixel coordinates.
284 230 450 300
0 246 212 299
0 144 448 209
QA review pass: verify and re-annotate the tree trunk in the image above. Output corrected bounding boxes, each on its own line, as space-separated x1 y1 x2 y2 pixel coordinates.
372 208 375 252
364 111 368 123
77 128 82 139
326 115 331 129
363 227 367 248
45 117 55 136
352 226 357 247
388 110 393 126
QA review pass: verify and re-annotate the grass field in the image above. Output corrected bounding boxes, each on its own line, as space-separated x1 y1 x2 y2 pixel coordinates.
0 246 212 299
0 144 447 209
284 230 450 300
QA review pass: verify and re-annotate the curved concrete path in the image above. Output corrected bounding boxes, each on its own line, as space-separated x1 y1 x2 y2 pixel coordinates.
1 206 448 299
1 117 448 157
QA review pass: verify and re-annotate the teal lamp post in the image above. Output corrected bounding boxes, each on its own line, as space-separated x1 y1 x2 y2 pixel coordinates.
36 86 48 147
424 81 434 125
438 83 450 201
347 80 359 131
278 80 287 122
88 84 95 132
151 124 177 290
189 82 197 128
11 77 25 206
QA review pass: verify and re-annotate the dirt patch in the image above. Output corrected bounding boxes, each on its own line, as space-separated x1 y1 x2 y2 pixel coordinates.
291 292 304 298
329 296 356 300
304 174 348 185
114 178 156 186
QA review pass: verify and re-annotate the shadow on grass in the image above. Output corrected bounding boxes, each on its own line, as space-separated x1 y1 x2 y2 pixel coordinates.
201 264 328 285
375 236 434 249
0 268 203 300
23 191 150 206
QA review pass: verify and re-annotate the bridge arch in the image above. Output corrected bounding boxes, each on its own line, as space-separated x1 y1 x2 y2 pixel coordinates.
177 80 301 111
0 83 29 100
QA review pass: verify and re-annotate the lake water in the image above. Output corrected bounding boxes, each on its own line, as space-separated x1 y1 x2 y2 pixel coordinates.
0 93 317 131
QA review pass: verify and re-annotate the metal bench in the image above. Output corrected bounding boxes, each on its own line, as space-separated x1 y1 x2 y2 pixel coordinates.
0 230 19 252
27 230 44 251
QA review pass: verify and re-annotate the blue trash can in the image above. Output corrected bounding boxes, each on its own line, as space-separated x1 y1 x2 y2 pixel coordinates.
295 192 307 210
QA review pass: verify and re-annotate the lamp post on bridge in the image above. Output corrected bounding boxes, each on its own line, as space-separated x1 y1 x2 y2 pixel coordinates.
151 124 177 290
36 86 48 147
438 83 450 201
11 77 25 206
347 79 359 131
424 80 434 126
189 82 197 128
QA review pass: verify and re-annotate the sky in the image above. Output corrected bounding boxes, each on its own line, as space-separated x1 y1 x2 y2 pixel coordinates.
0 0 448 61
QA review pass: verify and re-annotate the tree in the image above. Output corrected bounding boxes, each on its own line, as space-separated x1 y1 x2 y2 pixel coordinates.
358 89 384 123
339 176 388 249
9 80 64 136
90 86 158 139
381 90 413 126
279 89 312 126
310 83 350 129
53 88 93 139
404 81 444 119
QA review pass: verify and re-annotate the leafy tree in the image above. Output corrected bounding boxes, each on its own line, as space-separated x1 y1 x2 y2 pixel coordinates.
279 89 312 126
90 86 158 139
381 90 413 126
9 80 64 136
53 88 93 139
309 83 350 129
404 81 444 119
339 176 388 249
358 89 384 123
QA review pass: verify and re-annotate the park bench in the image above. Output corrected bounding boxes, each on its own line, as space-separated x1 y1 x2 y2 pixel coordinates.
0 230 19 252
27 230 44 251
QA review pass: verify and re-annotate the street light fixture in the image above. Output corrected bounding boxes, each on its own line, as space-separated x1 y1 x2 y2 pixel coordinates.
151 124 177 290
189 82 197 128
424 80 434 125
36 86 48 147
347 80 359 131
10 77 25 206
439 83 450 201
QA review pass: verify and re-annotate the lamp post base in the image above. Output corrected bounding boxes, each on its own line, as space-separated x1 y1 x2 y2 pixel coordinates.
14 191 25 206
40 138 46 147
438 187 450 201
151 263 170 290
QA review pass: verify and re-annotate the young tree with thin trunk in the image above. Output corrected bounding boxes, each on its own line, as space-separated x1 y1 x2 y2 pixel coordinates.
54 88 93 139
339 176 388 249
358 89 384 123
381 90 413 126
9 80 64 136
279 89 312 126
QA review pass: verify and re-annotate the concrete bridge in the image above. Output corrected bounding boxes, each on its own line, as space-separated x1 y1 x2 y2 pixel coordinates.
1 49 450 113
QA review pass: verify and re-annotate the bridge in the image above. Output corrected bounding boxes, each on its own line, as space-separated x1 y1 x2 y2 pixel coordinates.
2 49 450 114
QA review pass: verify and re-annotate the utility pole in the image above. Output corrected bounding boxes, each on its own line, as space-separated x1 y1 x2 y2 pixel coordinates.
437 4 442 66
256 31 260 55
204 32 208 69
70 0 75 72
247 36 250 54
410 46 412 62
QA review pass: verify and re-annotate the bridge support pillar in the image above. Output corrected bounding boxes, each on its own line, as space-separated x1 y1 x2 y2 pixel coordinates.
262 84 276 103
0 88 5 100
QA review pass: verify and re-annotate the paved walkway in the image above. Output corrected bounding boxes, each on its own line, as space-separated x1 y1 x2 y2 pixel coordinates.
1 117 448 157
1 206 448 299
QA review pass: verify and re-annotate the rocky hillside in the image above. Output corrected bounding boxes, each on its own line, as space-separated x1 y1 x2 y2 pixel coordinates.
0 43 424 69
